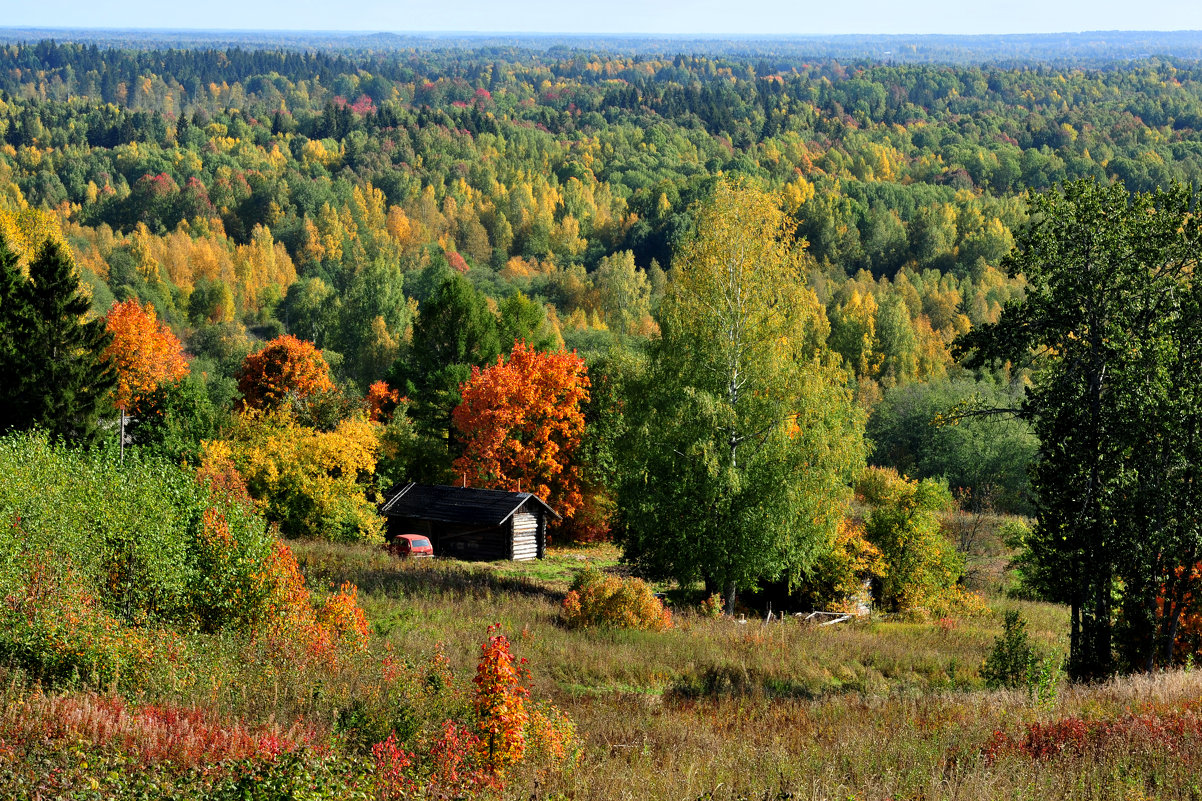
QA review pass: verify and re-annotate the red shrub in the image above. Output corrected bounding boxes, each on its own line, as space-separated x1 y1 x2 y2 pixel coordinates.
473 625 530 773
0 692 315 769
371 732 417 800
984 709 1202 763
445 250 470 273
427 720 496 796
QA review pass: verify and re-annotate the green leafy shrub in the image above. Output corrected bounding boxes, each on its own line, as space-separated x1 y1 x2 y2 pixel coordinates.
980 610 1063 705
560 569 672 631
859 467 985 616
0 431 354 685
0 432 275 632
982 610 1037 689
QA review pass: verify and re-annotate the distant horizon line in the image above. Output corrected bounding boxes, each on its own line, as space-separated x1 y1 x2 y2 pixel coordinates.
2 26 1201 38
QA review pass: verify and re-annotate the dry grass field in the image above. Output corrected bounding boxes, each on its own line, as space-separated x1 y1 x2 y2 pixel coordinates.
284 542 1202 801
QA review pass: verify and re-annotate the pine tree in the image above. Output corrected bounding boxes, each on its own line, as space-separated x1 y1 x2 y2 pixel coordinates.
392 271 500 440
1 239 115 445
0 236 34 430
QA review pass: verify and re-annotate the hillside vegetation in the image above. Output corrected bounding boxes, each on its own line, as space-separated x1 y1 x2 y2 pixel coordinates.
4 34 1202 799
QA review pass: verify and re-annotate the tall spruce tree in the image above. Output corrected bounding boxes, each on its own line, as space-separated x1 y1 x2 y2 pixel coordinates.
0 238 114 445
387 270 500 481
0 236 33 428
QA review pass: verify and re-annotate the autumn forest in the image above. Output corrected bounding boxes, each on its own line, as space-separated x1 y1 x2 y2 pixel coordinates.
4 31 1202 799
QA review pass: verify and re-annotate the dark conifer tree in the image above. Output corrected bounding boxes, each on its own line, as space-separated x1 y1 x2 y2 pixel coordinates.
0 236 33 430
1 239 115 445
387 269 501 481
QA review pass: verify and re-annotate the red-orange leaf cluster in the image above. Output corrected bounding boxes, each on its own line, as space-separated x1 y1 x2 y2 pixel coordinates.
366 380 402 423
452 341 589 523
473 624 529 773
236 334 334 410
102 299 189 414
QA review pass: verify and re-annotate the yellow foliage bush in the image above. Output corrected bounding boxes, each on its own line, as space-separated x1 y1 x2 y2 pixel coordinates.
560 569 672 631
211 409 383 542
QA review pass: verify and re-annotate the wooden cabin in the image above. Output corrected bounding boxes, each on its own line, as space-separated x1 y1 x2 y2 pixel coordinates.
378 483 559 561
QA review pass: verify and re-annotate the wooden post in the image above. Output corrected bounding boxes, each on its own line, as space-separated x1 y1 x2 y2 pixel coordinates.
119 408 125 463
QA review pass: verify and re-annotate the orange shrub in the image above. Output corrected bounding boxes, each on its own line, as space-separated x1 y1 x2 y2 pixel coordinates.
473 624 529 773
699 593 724 618
257 542 370 668
798 518 885 612
525 703 579 768
317 582 370 653
560 569 672 631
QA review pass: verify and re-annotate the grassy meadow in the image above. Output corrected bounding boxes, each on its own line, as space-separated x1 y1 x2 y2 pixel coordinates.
1 442 1198 801
277 541 1202 801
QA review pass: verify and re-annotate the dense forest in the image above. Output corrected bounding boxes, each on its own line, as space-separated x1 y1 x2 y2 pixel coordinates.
7 29 1202 63
8 36 1202 530
7 35 1202 644
8 32 1202 798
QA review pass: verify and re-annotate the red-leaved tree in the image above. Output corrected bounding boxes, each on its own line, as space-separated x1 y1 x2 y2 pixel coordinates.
473 624 529 774
452 342 589 524
103 298 189 414
236 334 334 410
366 380 401 423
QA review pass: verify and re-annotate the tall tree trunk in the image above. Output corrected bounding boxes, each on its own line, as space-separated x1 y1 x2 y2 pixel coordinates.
1070 557 1082 679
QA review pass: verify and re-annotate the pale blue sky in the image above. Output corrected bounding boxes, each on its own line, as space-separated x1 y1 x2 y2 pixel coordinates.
4 0 1202 36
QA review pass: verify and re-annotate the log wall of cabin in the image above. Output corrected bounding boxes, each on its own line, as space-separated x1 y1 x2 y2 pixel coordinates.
511 512 539 561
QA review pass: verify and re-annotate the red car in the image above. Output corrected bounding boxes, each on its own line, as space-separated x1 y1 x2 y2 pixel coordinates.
389 533 434 558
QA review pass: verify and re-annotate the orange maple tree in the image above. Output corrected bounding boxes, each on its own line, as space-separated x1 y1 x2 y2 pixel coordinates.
236 334 335 409
452 341 589 523
365 380 402 423
102 298 189 414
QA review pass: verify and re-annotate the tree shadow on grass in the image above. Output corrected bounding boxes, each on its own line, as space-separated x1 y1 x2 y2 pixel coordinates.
303 555 567 603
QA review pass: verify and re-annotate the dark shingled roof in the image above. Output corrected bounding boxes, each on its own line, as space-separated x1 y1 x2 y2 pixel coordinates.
379 483 560 525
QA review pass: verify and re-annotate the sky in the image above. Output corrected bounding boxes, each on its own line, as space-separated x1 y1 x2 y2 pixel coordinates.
4 0 1202 36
